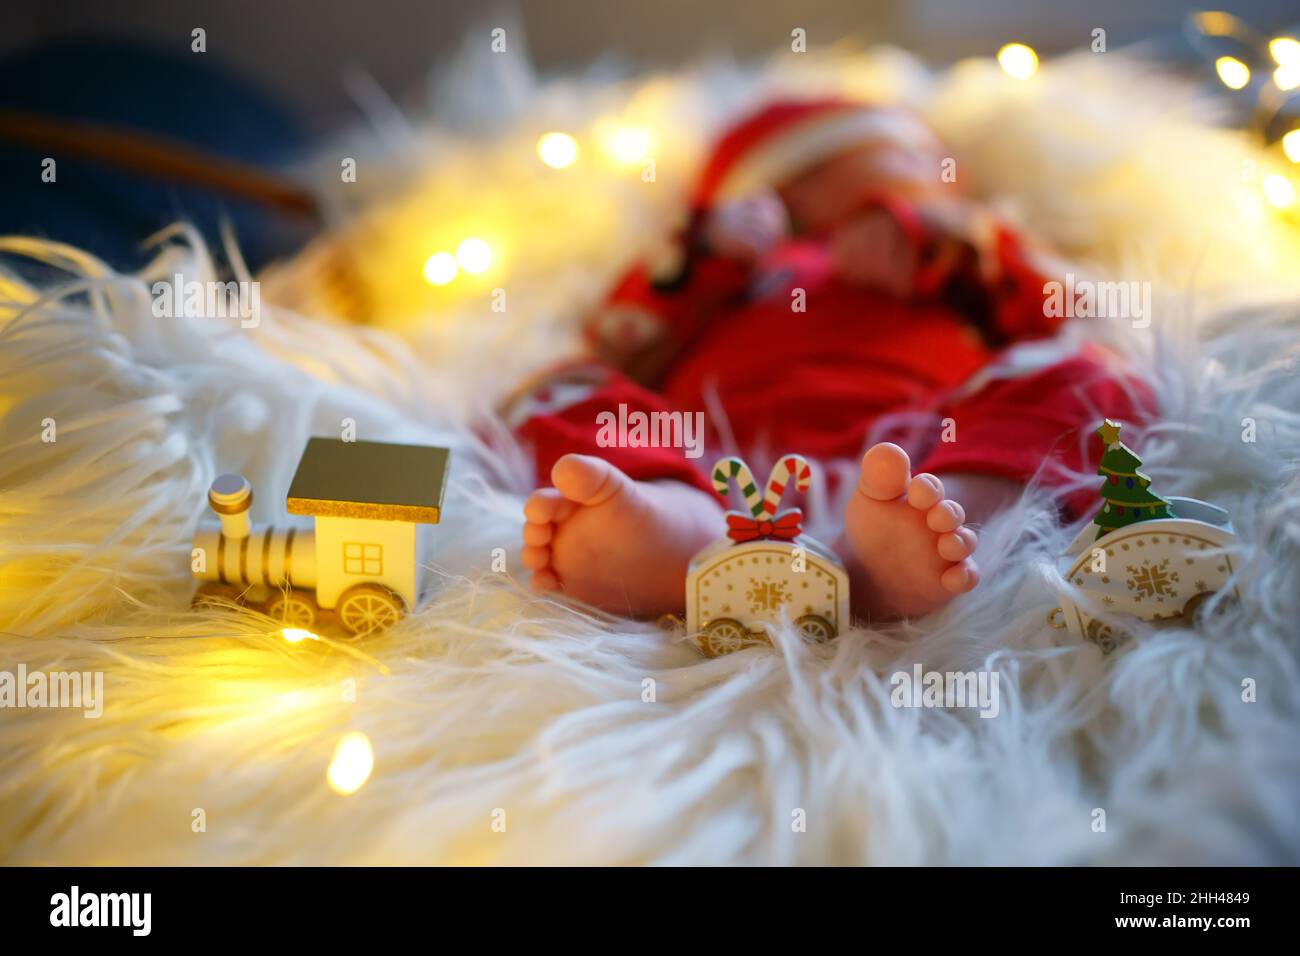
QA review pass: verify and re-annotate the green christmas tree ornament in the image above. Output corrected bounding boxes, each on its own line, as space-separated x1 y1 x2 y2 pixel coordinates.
1092 420 1174 540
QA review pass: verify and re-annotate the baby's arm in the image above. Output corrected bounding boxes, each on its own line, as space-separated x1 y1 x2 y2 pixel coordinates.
585 192 786 385
830 195 1058 344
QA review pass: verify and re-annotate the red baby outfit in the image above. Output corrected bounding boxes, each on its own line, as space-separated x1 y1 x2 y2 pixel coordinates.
509 100 1153 517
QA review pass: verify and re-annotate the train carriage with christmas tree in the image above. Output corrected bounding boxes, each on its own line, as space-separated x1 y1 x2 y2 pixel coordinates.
1048 420 1239 651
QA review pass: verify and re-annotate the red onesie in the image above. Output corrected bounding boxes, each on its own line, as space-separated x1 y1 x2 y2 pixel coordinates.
509 107 1153 518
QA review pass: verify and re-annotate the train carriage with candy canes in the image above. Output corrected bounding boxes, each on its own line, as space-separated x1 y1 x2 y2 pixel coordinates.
686 454 850 657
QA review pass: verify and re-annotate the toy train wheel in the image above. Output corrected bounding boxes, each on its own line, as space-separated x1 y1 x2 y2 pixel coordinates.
1181 591 1216 623
266 590 319 628
337 584 405 636
1086 618 1130 654
699 617 749 657
795 614 835 643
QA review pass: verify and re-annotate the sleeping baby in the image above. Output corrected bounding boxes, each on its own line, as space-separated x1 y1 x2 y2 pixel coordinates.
506 97 1151 620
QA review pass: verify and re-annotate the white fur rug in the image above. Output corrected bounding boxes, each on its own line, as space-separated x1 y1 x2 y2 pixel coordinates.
2 44 1299 865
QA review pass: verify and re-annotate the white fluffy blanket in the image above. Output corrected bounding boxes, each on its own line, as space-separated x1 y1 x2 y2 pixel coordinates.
2 45 1299 864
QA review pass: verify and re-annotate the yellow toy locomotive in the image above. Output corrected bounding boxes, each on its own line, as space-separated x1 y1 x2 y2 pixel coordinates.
193 437 450 635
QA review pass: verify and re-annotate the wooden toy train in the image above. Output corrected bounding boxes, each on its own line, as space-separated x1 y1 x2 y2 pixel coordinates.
1047 421 1239 652
686 454 850 657
192 438 451 635
1048 495 1238 652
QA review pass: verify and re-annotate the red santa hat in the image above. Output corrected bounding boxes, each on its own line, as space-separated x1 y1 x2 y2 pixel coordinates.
593 96 945 344
689 96 939 213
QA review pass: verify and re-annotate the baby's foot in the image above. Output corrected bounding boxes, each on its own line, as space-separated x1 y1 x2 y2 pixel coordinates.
843 442 979 619
521 455 724 616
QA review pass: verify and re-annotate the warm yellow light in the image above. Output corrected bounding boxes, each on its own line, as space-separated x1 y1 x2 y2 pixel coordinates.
422 251 457 286
1275 61 1300 91
455 237 492 274
1283 130 1300 164
1234 187 1265 223
1270 36 1300 65
1215 56 1251 90
537 131 578 169
604 126 652 165
997 43 1039 80
327 731 374 795
1262 174 1296 209
1195 12 1239 37
281 627 318 643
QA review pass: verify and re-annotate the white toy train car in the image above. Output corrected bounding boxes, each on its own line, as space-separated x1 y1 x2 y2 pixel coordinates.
687 534 850 657
193 437 450 635
1048 496 1239 652
686 454 851 657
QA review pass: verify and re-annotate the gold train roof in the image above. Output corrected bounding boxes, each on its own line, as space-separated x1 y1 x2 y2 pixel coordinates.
286 438 450 523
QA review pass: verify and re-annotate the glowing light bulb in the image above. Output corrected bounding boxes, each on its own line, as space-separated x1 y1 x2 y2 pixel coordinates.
537 131 578 169
1283 130 1300 165
605 126 652 165
327 731 374 795
281 627 318 643
455 237 492 274
1262 174 1296 210
1270 36 1300 65
422 251 457 286
1215 56 1251 90
1195 12 1238 37
1275 61 1300 92
997 43 1039 80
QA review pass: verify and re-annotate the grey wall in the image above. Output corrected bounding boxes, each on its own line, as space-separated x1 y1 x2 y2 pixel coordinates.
5 0 1296 131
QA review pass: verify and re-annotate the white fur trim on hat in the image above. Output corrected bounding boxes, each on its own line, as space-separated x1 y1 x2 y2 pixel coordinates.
715 108 937 203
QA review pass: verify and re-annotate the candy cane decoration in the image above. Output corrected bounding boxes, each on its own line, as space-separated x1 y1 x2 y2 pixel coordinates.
711 457 764 518
761 454 812 517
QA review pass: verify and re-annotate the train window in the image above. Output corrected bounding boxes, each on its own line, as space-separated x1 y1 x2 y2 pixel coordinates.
343 542 383 576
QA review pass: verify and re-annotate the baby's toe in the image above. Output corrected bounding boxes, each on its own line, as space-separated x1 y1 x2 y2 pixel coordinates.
940 559 979 594
521 545 551 571
551 454 627 506
907 473 944 511
524 488 563 523
937 527 977 561
926 499 966 533
523 521 553 546
858 442 912 501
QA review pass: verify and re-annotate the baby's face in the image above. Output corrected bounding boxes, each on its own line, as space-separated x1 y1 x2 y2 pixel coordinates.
777 135 950 234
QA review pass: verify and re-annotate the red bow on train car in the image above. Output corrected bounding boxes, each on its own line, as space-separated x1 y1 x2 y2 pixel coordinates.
725 508 804 543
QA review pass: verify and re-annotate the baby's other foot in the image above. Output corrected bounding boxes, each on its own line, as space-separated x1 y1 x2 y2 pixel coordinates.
521 454 724 616
842 442 979 620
